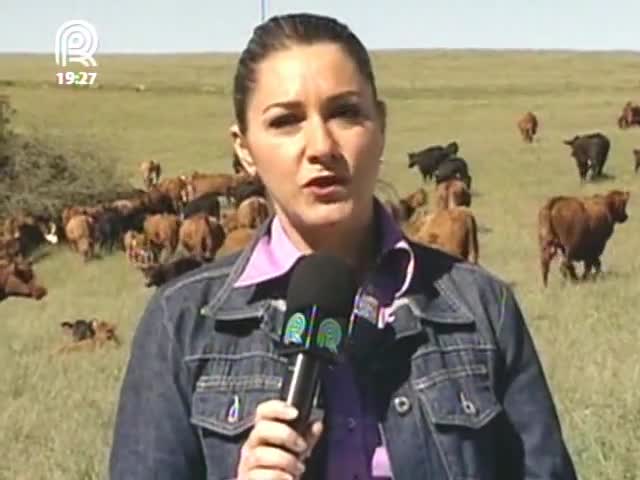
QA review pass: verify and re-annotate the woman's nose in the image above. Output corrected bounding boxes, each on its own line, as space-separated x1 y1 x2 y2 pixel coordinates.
304 116 338 163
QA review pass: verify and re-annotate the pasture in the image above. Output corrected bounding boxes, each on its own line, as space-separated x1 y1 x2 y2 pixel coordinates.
1 50 639 479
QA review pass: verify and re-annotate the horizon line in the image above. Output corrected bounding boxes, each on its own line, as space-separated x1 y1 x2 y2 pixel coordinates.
0 46 639 55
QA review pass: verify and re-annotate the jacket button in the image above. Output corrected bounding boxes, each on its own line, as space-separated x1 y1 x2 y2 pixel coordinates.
393 396 411 415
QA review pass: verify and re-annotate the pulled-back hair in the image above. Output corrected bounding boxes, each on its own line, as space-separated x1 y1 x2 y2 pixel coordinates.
233 13 379 133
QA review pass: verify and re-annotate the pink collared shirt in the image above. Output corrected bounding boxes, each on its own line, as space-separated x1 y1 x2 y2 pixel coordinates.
234 200 414 479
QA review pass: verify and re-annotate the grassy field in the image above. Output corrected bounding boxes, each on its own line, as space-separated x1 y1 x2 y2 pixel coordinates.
1 50 639 479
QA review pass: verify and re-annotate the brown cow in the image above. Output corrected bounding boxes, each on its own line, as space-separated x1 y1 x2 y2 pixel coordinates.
184 172 252 204
143 214 180 261
64 214 96 261
178 214 226 261
236 197 270 229
538 190 630 286
140 256 204 287
0 235 22 262
411 207 479 264
433 179 471 210
618 101 640 129
156 177 187 213
0 259 47 301
633 149 640 173
517 111 538 143
218 227 256 257
140 160 162 189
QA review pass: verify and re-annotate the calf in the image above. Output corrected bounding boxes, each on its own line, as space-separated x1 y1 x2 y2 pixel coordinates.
55 319 120 354
538 190 630 286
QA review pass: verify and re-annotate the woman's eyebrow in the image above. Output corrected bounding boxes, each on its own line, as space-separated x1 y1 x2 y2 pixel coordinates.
262 91 363 114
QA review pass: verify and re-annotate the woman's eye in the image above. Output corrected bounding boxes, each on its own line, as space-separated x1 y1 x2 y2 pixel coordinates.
269 113 301 129
333 104 362 120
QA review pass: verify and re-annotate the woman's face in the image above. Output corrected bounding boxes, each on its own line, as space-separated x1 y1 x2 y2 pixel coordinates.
233 42 385 233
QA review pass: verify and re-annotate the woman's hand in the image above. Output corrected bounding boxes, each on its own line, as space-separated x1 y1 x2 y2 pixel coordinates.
237 400 324 480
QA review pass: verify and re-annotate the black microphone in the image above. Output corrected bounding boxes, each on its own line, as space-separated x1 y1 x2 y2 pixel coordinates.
279 253 358 433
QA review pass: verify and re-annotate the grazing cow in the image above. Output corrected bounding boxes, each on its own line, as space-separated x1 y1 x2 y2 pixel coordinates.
236 197 270 229
182 192 221 220
563 133 610 181
617 101 640 129
408 141 459 182
143 214 180 262
178 214 226 261
538 190 630 286
0 259 47 301
517 111 538 143
140 256 204 287
412 207 479 264
64 214 96 261
55 319 120 354
433 179 471 210
433 156 472 189
140 160 162 189
633 149 640 173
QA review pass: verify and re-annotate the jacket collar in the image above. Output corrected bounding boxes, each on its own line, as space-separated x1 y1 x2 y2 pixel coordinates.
201 236 475 344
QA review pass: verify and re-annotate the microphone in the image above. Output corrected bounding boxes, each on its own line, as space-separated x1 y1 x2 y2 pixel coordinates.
279 253 358 433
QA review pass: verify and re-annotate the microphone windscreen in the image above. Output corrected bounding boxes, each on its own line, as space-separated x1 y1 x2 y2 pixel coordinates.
286 253 358 316
281 253 358 360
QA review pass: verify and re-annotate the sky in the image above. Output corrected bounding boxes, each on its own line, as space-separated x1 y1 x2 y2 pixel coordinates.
1 0 638 53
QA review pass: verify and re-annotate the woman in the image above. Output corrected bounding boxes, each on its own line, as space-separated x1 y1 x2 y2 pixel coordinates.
109 13 578 480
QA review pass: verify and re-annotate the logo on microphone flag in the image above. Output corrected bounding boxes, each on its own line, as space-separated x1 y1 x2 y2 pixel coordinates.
316 318 342 354
283 312 307 346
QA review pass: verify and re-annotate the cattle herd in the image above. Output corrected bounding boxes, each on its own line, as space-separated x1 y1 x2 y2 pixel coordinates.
0 100 638 352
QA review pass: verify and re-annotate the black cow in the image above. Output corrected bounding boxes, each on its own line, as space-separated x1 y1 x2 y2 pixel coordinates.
231 179 266 206
407 141 459 182
182 192 221 220
563 133 610 181
434 156 472 189
95 209 126 252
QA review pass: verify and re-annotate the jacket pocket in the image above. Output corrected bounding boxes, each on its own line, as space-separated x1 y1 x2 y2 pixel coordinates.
191 374 283 438
414 364 502 429
413 364 502 480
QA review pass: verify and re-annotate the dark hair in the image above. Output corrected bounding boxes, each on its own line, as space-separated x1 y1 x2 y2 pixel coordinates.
233 13 379 133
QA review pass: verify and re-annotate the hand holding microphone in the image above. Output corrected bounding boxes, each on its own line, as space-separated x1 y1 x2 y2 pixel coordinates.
236 253 358 480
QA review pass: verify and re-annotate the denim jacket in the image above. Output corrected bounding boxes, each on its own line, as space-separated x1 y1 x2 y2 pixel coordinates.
108 218 578 480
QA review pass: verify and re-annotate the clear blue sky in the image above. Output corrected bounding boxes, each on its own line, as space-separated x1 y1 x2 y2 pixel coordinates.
1 0 638 53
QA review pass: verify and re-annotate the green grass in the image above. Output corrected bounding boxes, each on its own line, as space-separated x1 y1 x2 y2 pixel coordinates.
1 50 639 479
